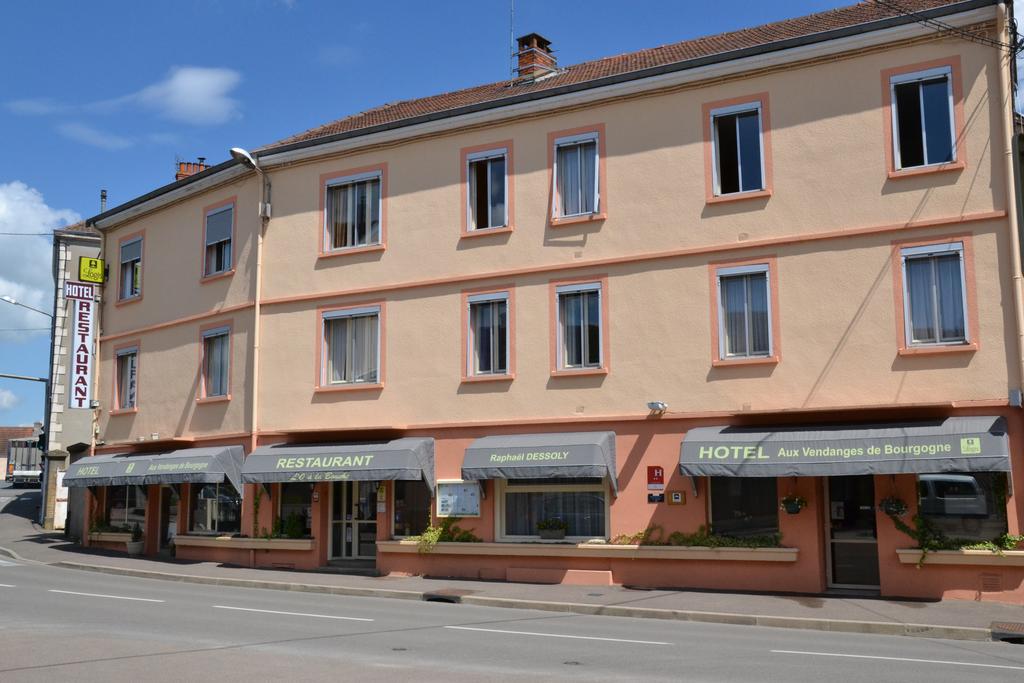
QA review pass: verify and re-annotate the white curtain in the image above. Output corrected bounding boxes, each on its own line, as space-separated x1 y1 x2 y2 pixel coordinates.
328 314 378 383
722 277 748 356
748 275 770 355
557 145 581 216
204 334 229 396
489 157 506 227
579 141 596 213
118 353 137 408
906 258 936 343
560 293 583 367
935 254 965 341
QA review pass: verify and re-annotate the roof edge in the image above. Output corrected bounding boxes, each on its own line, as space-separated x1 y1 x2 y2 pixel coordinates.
86 0 997 229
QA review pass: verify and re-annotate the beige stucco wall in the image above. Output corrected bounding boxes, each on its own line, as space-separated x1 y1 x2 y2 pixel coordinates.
95 30 1017 444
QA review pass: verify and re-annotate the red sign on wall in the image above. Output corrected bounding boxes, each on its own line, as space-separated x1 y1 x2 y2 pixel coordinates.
647 465 665 490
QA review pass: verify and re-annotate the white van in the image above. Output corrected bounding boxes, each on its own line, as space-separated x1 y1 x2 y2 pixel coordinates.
918 474 988 517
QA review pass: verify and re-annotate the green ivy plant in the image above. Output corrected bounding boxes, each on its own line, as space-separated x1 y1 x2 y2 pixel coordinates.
885 511 1024 567
251 486 263 538
611 524 782 549
410 517 482 553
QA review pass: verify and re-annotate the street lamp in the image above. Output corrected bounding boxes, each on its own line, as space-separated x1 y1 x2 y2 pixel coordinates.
1 295 53 319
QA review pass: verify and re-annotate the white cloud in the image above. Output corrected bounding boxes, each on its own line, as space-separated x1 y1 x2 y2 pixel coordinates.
0 182 80 342
56 122 134 150
133 66 242 125
0 389 18 410
7 66 242 127
5 98 64 115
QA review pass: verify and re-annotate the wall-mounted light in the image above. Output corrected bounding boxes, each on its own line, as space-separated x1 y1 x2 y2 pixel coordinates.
647 401 668 414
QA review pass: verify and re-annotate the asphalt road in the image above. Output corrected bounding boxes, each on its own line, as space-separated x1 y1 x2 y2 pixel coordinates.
2 484 1024 681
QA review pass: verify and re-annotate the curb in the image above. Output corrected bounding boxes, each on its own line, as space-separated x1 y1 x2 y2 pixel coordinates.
51 560 993 642
0 545 29 563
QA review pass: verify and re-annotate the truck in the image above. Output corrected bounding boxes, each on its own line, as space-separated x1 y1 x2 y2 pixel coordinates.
6 436 42 487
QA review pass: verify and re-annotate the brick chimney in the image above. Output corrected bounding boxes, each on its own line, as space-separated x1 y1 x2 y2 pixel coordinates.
175 157 208 181
516 33 556 82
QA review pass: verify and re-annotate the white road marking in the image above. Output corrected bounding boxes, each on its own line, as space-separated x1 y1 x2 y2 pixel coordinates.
0 559 16 566
48 589 165 603
0 583 15 588
212 605 374 621
445 625 671 645
771 650 1024 672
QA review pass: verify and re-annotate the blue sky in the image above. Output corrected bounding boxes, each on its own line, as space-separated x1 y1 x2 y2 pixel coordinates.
0 0 1004 426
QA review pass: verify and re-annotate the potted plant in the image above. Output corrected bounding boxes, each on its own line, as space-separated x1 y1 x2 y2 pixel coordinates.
537 518 568 540
779 494 807 515
126 522 145 556
879 496 908 517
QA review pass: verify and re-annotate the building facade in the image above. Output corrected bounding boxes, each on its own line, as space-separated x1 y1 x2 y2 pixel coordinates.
70 0 1024 603
41 222 102 532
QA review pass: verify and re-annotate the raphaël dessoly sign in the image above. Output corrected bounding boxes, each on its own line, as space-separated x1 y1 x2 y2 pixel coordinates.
462 432 619 492
679 418 1010 477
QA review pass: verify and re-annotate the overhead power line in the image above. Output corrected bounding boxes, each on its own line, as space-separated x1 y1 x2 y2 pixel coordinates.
873 0 1018 53
0 232 53 236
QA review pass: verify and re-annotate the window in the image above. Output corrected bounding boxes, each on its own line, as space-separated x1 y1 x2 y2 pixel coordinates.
901 242 968 346
201 327 230 398
891 67 955 170
917 472 1007 542
500 478 607 539
556 282 602 370
189 483 241 534
105 485 147 529
710 477 779 538
203 205 233 277
393 480 431 537
322 306 380 385
467 149 507 230
468 293 509 377
279 483 312 537
553 133 599 218
711 103 764 195
324 172 381 251
115 347 138 410
119 237 142 300
717 264 772 359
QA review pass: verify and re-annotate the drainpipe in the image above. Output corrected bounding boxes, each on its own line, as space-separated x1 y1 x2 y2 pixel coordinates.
998 3 1024 400
228 147 271 454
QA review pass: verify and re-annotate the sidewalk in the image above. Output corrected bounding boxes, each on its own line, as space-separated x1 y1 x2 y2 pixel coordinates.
2 494 1021 643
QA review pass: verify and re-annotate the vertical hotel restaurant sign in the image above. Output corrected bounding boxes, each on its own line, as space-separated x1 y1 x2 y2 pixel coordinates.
65 282 95 409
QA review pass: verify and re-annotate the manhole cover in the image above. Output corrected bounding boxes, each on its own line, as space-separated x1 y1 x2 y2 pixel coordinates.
991 622 1024 644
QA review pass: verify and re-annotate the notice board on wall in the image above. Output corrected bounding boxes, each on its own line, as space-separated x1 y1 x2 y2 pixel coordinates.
436 481 481 517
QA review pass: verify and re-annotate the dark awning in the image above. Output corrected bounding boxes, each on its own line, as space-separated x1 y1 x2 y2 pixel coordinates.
242 438 434 491
462 431 618 493
63 446 245 493
679 417 1010 477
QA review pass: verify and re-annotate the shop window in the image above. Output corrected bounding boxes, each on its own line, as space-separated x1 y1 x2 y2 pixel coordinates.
393 480 431 537
917 472 1008 542
500 478 607 539
105 485 147 529
709 477 778 538
189 483 241 534
279 483 313 537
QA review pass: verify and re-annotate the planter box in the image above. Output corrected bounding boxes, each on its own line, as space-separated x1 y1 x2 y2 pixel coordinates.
538 529 566 540
896 548 1024 567
88 532 130 544
126 540 145 556
378 540 798 562
172 536 315 552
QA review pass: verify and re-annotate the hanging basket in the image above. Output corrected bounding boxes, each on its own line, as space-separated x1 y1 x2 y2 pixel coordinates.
879 497 908 517
779 495 807 515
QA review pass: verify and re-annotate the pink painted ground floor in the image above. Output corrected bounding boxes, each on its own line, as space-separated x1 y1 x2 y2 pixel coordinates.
78 406 1024 605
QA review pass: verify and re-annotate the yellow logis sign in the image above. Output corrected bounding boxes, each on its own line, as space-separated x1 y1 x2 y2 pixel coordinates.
79 257 105 284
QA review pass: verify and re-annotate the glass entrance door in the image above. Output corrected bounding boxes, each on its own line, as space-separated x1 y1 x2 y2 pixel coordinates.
826 475 880 588
159 485 178 551
330 481 378 560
